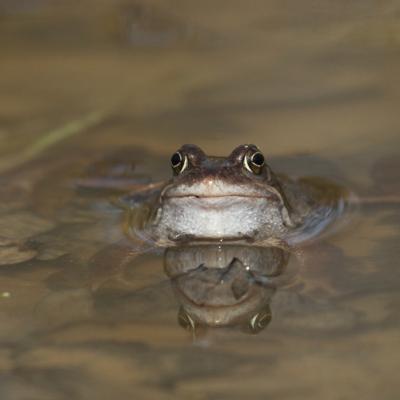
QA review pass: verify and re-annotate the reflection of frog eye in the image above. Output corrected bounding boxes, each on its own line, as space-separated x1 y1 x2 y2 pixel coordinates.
170 151 188 174
244 151 265 174
247 307 272 334
177 307 196 331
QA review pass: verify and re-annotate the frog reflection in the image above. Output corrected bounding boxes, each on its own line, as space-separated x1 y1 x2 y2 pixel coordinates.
164 244 290 334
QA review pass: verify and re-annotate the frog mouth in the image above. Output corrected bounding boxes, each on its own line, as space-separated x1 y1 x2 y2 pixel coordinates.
160 177 288 201
165 193 278 200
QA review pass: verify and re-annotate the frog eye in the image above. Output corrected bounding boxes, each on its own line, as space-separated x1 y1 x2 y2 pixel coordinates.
244 151 265 174
170 151 188 174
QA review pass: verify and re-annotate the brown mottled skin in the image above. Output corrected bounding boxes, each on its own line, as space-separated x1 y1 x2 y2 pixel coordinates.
138 144 348 245
168 144 293 212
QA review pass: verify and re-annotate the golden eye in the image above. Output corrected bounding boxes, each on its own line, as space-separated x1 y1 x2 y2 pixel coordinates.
244 151 265 174
170 151 188 174
251 152 265 167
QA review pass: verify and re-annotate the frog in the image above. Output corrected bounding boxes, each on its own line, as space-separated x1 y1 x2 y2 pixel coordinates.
123 144 350 247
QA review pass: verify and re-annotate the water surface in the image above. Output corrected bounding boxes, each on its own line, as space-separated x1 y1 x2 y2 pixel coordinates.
0 1 399 399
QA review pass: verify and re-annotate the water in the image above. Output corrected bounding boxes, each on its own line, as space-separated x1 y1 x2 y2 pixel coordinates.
0 1 399 399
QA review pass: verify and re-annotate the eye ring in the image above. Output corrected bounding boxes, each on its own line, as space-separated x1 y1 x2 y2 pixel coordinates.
170 151 188 174
243 150 265 174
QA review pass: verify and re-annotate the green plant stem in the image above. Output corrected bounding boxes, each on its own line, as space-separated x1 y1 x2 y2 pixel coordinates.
0 110 106 174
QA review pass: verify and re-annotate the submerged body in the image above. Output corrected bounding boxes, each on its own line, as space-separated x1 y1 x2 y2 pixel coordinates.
127 144 350 246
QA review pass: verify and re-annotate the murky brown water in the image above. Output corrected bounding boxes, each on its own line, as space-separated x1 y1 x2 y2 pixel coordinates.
0 1 399 399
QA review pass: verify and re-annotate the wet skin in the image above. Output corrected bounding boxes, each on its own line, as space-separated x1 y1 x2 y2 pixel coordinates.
126 144 349 246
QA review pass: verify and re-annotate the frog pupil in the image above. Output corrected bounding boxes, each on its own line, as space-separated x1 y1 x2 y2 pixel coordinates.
171 152 182 167
251 152 264 166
